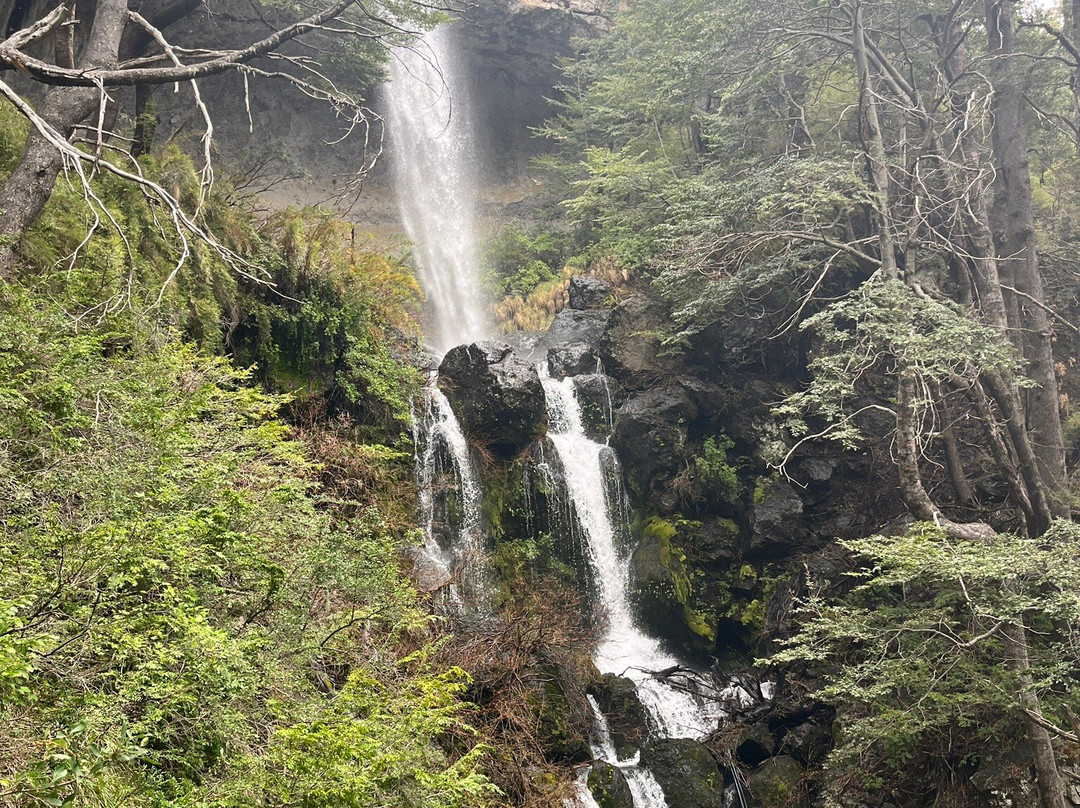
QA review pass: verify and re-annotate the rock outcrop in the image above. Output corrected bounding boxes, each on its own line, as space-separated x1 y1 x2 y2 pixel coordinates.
439 341 546 457
640 738 726 808
587 762 634 808
612 386 697 508
568 275 611 310
599 294 676 380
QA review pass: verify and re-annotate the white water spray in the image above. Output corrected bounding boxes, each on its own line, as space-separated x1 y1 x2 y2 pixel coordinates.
386 25 491 355
414 385 488 604
540 366 727 744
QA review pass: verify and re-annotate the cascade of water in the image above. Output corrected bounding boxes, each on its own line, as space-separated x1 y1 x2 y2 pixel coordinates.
386 25 491 355
539 366 726 738
414 385 488 604
582 696 669 808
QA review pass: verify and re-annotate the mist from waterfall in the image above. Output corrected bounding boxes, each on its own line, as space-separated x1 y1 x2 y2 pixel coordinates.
386 25 491 355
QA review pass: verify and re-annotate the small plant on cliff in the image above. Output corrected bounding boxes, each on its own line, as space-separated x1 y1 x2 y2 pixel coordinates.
692 434 739 504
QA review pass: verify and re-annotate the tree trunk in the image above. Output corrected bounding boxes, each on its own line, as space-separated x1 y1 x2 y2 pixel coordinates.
851 0 900 280
0 0 130 278
1002 620 1068 808
984 0 1068 508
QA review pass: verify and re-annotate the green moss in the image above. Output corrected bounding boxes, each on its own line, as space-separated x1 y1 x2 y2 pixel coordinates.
639 515 717 645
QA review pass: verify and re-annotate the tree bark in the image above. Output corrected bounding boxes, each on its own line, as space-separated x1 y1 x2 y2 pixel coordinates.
984 0 1068 508
0 0 130 277
1002 620 1068 808
851 0 900 280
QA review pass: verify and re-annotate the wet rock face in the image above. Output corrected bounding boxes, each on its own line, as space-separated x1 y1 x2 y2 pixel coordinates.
548 342 598 379
640 738 726 808
587 761 634 808
587 674 649 759
612 386 697 508
600 294 677 380
569 275 611 310
572 373 621 441
748 477 809 555
545 308 611 352
438 341 546 458
746 755 807 808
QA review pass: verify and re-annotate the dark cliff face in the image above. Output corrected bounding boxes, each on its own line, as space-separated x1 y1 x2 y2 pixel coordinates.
458 0 608 179
108 0 608 221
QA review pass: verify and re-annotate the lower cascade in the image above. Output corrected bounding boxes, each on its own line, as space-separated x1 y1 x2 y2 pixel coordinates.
538 365 738 806
413 382 489 608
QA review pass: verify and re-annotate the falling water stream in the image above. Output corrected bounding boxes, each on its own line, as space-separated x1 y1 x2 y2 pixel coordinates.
386 25 491 354
541 366 733 807
413 384 488 605
388 25 491 603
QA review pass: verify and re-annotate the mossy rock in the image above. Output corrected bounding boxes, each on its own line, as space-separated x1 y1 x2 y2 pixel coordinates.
587 762 634 808
746 755 807 808
640 738 725 807
587 673 649 759
630 515 718 654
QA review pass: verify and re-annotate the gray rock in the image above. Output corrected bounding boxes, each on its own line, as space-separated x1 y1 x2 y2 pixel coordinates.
782 719 831 765
969 751 1039 808
588 761 634 808
640 738 725 808
613 387 697 506
588 674 649 760
746 755 807 808
569 275 611 310
548 342 598 378
599 294 677 379
748 478 808 554
572 373 621 440
439 341 546 458
545 308 611 351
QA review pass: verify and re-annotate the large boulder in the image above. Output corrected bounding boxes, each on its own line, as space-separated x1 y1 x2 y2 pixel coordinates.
545 308 611 351
781 718 831 766
640 738 726 808
587 762 634 808
587 674 649 759
630 517 717 653
599 294 677 380
439 342 546 458
612 387 697 508
746 755 807 808
569 275 611 310
548 342 598 378
748 477 809 555
573 373 622 440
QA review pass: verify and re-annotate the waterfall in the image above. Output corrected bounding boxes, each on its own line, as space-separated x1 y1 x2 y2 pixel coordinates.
414 384 488 605
541 365 731 807
386 25 491 355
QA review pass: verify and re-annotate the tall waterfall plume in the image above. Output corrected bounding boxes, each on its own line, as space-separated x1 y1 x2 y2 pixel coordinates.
386 26 491 355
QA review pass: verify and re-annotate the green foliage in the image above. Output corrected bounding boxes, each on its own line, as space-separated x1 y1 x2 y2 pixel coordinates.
250 662 494 808
481 224 568 299
775 275 1020 447
0 254 483 804
240 208 423 429
691 434 738 504
767 521 1080 796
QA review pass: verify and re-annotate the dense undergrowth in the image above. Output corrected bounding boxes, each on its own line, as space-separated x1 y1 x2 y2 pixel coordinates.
0 108 496 807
